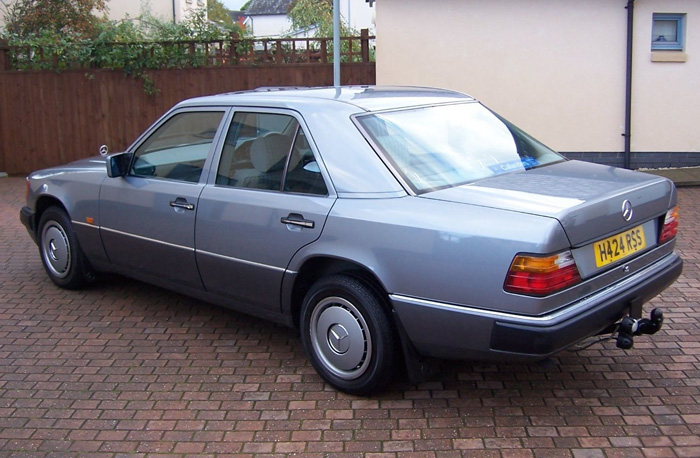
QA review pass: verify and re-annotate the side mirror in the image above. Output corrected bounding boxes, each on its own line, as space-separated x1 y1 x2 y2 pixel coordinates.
106 152 132 178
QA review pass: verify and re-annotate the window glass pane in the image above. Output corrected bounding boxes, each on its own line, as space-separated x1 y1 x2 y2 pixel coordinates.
357 103 564 194
652 14 684 50
132 111 224 183
652 20 678 43
283 129 328 195
216 112 299 191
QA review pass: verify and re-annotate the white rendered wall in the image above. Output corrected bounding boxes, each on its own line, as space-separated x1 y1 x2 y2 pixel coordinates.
375 0 699 154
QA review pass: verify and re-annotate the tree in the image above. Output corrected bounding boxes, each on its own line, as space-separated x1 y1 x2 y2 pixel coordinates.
208 0 234 27
3 0 108 39
288 0 354 37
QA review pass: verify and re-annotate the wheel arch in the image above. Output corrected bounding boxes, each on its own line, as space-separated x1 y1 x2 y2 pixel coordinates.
287 256 391 330
284 254 438 386
34 195 68 238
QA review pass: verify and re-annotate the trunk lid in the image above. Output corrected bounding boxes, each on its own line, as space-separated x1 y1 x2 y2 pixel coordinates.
421 160 674 247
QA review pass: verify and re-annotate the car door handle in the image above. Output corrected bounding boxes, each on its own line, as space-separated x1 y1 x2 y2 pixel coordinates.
281 213 315 229
169 198 195 211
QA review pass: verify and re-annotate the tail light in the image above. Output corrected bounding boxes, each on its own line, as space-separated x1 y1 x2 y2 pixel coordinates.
659 206 679 244
505 251 581 296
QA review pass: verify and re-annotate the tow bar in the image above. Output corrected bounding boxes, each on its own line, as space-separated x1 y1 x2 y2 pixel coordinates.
616 308 664 349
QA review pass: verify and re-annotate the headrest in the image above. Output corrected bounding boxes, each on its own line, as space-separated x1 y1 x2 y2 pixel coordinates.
250 133 293 172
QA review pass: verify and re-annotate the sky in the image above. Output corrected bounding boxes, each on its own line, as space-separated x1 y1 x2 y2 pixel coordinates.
220 0 248 11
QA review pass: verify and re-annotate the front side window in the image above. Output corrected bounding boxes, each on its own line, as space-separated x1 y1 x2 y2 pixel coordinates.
132 111 224 183
216 112 327 195
652 13 685 51
356 102 564 194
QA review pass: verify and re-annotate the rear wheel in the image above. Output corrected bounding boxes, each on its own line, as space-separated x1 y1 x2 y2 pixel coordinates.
38 207 92 289
300 275 399 395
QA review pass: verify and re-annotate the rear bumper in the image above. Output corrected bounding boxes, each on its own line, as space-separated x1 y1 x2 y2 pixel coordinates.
20 206 37 243
391 252 682 361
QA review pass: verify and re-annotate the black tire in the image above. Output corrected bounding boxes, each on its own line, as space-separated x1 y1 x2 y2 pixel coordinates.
300 274 399 395
38 207 93 289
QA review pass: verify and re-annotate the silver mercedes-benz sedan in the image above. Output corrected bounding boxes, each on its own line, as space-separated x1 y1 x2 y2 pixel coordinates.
20 86 682 394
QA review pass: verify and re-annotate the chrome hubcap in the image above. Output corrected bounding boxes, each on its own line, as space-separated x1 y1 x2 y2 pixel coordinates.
41 221 71 279
310 297 372 380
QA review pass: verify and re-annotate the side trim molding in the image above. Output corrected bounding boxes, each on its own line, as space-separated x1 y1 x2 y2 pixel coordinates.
100 226 194 252
197 249 290 274
391 252 681 326
72 220 99 230
99 226 299 274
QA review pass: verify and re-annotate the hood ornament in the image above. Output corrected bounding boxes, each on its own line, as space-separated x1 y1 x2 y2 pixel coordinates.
99 145 109 157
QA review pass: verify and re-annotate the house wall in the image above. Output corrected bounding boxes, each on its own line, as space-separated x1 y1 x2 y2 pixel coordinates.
340 0 375 34
0 0 205 29
0 2 9 30
632 0 699 154
108 0 206 23
249 15 293 38
246 0 375 38
375 0 699 163
107 0 173 22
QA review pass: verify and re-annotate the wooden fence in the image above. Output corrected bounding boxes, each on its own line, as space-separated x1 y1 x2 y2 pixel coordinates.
0 34 376 175
2 30 374 71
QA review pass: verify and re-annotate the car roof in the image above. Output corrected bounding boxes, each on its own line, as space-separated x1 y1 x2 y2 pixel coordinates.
176 86 475 113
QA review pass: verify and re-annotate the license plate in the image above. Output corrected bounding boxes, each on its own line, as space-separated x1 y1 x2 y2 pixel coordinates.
593 226 646 268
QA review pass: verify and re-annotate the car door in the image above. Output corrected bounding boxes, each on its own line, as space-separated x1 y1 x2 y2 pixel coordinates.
100 108 228 289
196 110 335 312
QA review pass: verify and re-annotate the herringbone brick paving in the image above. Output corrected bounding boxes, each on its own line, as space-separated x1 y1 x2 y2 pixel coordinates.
0 176 698 457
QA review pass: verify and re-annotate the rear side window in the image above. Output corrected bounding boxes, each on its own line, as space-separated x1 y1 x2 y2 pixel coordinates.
216 112 327 195
131 111 224 183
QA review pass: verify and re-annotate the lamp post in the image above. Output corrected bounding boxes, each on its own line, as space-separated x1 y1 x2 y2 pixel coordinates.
333 0 340 87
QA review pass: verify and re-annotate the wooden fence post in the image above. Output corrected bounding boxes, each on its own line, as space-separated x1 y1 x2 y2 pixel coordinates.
320 40 328 64
0 39 9 71
274 40 283 64
230 31 239 64
360 29 370 63
188 41 195 66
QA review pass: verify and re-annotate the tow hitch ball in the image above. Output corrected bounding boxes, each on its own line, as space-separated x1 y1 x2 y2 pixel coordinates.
616 308 664 350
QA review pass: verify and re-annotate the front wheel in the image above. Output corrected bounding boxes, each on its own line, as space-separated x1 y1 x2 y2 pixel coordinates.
38 207 92 289
300 275 400 395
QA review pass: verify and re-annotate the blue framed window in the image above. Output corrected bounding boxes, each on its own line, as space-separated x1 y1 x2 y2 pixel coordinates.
652 13 685 51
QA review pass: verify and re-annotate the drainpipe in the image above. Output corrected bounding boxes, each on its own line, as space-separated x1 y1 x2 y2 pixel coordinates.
172 0 177 23
623 0 635 169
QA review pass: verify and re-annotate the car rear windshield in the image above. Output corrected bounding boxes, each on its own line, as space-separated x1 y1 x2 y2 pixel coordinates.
356 102 565 194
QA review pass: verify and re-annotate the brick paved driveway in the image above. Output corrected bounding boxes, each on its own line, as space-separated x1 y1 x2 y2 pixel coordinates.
1 176 698 458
